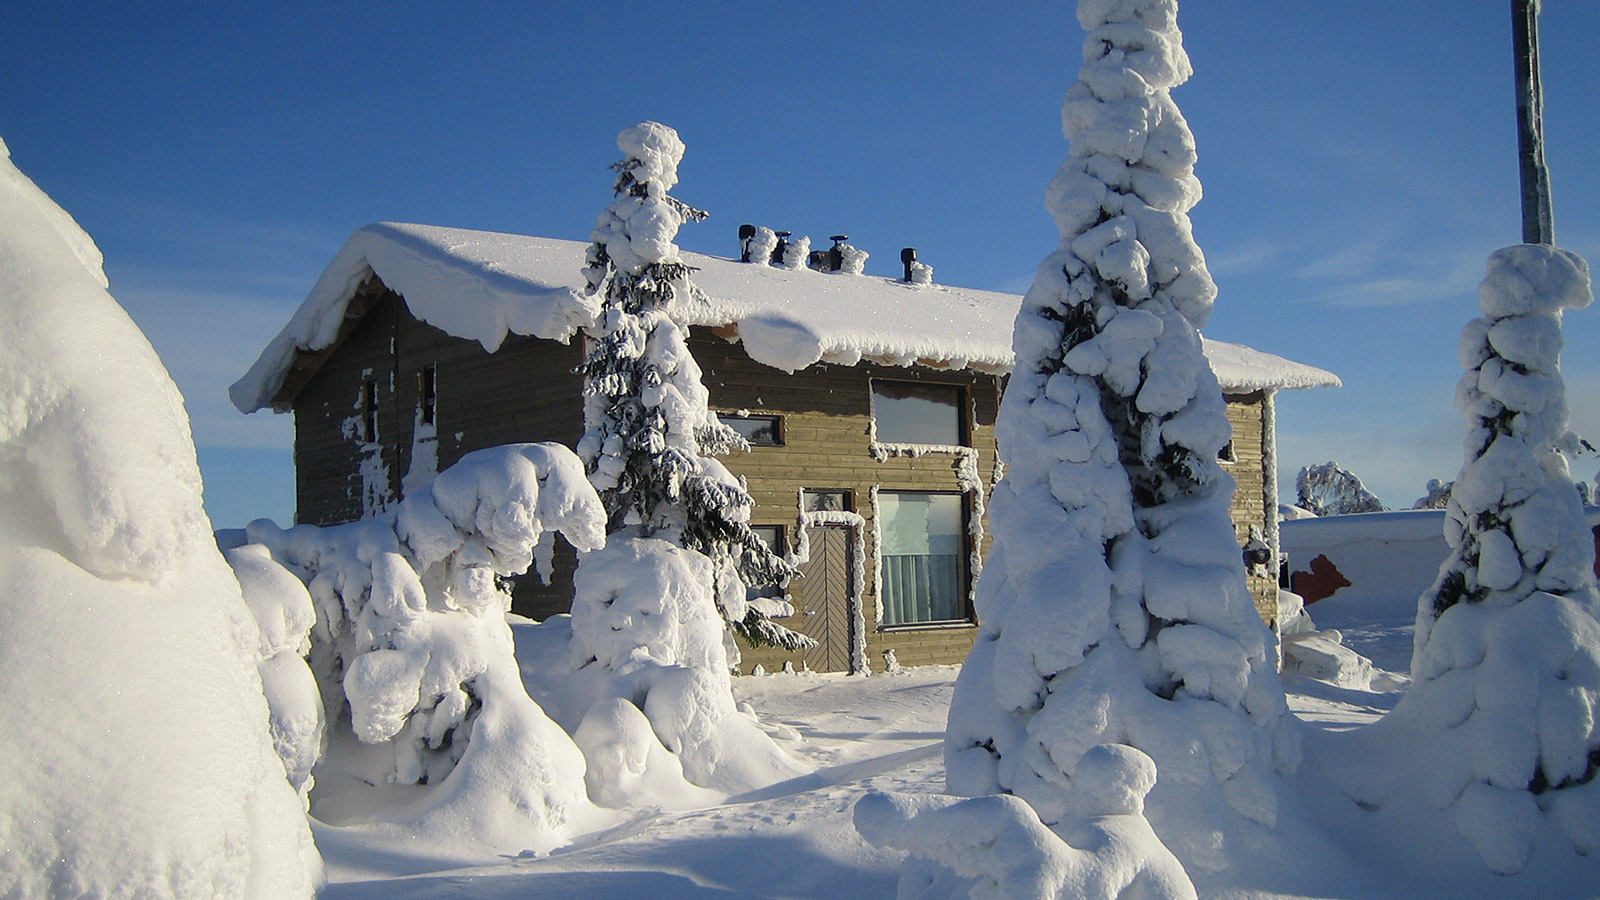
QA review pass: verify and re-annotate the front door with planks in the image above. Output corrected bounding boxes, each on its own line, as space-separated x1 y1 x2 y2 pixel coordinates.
792 524 855 672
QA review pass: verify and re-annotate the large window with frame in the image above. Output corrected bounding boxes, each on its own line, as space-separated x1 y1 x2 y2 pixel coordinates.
878 491 968 626
871 380 965 445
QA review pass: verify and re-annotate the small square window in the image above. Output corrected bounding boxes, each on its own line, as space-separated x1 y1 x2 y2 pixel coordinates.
872 381 964 445
750 525 785 556
719 413 782 446
1218 440 1236 463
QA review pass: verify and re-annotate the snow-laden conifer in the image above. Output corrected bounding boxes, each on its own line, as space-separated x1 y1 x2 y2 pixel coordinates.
945 0 1298 856
568 123 809 797
1296 461 1387 516
575 122 808 654
1355 244 1600 873
238 443 609 856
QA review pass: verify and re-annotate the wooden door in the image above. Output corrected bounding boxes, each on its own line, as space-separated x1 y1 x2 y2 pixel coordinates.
792 524 854 672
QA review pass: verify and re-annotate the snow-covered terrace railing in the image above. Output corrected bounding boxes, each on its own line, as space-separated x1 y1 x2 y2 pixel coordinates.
232 223 1340 413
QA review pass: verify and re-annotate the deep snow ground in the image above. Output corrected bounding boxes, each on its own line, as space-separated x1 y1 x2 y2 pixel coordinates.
313 597 1600 900
315 606 1429 900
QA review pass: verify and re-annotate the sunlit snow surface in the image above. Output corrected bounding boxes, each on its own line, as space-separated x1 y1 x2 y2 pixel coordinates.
310 598 1600 900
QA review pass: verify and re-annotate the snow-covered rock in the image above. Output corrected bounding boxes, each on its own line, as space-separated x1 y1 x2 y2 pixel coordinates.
0 136 321 899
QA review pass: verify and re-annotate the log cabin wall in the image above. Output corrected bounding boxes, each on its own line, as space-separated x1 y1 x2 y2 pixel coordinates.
288 289 1279 671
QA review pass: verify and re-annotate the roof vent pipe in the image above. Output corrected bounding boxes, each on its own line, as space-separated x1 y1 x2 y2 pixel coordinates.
901 247 917 282
772 231 792 266
827 235 849 273
739 224 756 262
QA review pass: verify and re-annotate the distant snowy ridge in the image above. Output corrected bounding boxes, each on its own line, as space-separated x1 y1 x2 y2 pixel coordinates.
232 223 1337 413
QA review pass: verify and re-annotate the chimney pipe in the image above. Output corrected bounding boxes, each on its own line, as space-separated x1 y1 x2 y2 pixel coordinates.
738 224 756 262
772 231 792 266
828 235 849 273
900 247 918 282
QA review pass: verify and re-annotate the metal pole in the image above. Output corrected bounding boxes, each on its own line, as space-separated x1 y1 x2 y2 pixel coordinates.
1513 0 1555 245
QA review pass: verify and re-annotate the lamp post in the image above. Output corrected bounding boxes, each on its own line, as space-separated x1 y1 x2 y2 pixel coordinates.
1512 0 1554 245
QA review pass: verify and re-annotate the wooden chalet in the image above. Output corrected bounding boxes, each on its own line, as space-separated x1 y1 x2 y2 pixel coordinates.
233 223 1340 674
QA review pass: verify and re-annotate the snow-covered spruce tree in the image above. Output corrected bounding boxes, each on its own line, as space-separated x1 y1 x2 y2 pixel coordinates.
1295 461 1386 516
945 0 1298 851
575 122 808 656
240 443 609 856
1413 478 1454 510
1389 245 1600 873
569 123 808 796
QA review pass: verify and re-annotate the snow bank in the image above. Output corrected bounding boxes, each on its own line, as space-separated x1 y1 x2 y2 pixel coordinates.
857 745 1195 900
241 442 609 857
0 137 320 898
947 4 1297 877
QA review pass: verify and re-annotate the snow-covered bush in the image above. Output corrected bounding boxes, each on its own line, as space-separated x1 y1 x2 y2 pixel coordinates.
0 137 321 898
1362 244 1600 874
225 541 324 800
1296 461 1387 516
858 745 1196 900
945 0 1297 872
242 442 609 856
571 122 809 796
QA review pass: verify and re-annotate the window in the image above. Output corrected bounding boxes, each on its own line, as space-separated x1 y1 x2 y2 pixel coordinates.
878 491 968 626
872 381 964 445
803 489 853 513
1218 440 1236 463
750 525 785 556
718 413 782 446
418 364 437 426
361 379 378 443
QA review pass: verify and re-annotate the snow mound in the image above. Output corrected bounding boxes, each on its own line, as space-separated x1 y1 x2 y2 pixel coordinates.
0 136 320 898
241 442 609 857
857 744 1196 900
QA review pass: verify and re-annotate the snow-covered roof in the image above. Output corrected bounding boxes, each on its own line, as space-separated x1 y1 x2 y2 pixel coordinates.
232 222 1340 413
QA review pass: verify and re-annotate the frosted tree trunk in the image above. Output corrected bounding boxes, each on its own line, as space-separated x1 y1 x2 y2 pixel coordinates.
945 0 1297 853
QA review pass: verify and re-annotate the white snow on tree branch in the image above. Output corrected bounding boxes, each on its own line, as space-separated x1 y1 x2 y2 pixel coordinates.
569 123 810 799
1296 461 1387 516
1336 245 1600 875
240 442 609 857
0 136 321 899
945 1 1298 880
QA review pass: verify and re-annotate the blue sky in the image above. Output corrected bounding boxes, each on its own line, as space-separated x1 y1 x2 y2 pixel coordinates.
3 1 1597 528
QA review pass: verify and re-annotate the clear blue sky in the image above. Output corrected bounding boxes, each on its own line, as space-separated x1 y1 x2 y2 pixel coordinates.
4 1 1597 528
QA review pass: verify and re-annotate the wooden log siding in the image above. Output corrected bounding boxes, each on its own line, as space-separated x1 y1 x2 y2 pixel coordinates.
1220 391 1279 626
287 285 1280 671
689 330 1001 674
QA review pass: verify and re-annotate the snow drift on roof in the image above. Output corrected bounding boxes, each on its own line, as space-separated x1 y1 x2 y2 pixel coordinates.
232 223 1338 413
